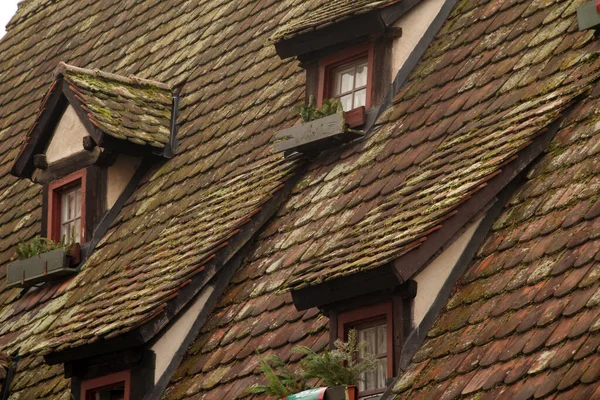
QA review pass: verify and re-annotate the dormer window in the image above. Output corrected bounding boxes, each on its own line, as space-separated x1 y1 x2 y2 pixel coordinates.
319 44 374 113
8 62 178 289
48 170 86 244
338 303 394 399
333 59 368 111
81 370 130 400
60 186 82 243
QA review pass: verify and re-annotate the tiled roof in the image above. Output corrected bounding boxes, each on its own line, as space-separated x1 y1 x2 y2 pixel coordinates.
271 0 402 42
1 0 600 399
279 0 600 291
0 0 304 397
165 0 600 399
393 90 600 399
57 62 174 149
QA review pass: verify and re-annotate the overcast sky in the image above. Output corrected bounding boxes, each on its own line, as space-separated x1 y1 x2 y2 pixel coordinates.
0 1 19 38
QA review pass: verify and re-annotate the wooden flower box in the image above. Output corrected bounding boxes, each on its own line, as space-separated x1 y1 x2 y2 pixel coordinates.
6 244 80 288
274 112 364 155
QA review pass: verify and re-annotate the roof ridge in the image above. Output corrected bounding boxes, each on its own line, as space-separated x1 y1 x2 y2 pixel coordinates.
56 62 172 91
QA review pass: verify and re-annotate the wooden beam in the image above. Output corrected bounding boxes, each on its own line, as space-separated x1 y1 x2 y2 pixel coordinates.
275 11 385 59
291 264 401 311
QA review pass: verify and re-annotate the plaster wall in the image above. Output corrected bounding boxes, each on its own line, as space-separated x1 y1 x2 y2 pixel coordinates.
391 0 446 82
150 282 217 384
413 216 484 325
45 105 87 164
107 155 142 208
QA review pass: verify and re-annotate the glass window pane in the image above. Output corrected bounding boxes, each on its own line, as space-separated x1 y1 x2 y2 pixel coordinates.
74 219 81 243
74 188 81 216
61 223 69 242
61 194 68 223
363 369 376 391
335 66 355 95
354 89 366 109
377 325 387 355
339 94 353 112
355 62 368 87
377 358 387 388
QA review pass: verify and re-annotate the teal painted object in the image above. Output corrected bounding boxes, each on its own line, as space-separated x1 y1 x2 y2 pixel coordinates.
284 387 327 400
578 1 600 31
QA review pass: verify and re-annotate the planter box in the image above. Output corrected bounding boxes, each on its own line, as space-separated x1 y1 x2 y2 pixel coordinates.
274 113 364 154
578 1 600 31
284 386 358 400
6 245 80 288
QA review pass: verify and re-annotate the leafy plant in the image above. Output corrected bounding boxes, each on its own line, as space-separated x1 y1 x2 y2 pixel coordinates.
295 95 344 123
15 236 67 260
246 330 377 396
296 329 378 387
245 353 304 397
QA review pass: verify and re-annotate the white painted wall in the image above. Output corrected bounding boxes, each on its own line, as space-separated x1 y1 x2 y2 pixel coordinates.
107 155 142 208
391 0 446 82
45 105 87 164
413 217 484 326
151 283 218 384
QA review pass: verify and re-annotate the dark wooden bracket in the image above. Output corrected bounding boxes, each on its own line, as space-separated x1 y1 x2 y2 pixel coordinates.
33 154 48 170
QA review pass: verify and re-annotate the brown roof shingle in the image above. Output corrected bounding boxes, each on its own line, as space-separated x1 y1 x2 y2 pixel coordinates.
57 62 174 149
165 0 600 398
0 0 304 397
394 89 600 399
271 0 402 42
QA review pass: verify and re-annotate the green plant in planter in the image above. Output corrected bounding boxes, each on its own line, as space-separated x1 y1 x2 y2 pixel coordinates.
246 330 377 396
15 236 68 260
295 95 344 123
246 353 304 397
296 329 378 387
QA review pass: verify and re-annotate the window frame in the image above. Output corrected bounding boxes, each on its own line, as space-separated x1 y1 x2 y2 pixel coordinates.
80 370 131 400
47 169 87 244
337 302 394 398
317 43 375 111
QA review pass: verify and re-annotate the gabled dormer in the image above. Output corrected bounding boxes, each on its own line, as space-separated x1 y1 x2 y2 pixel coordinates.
270 0 450 155
8 63 178 288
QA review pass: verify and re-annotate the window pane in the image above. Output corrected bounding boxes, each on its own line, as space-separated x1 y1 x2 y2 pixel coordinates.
340 94 353 112
60 185 82 243
362 369 376 391
335 66 355 95
377 325 387 355
74 218 81 243
94 387 124 400
355 62 368 87
377 358 387 388
357 321 388 395
354 89 366 109
74 187 81 216
61 223 70 242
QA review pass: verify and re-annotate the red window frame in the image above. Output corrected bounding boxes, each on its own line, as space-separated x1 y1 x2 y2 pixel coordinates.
338 302 394 398
80 370 131 400
317 42 375 110
47 169 87 244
